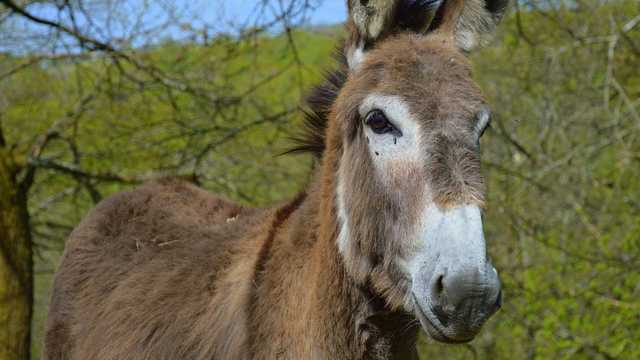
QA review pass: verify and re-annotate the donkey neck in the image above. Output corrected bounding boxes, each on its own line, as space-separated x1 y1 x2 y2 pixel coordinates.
246 151 419 359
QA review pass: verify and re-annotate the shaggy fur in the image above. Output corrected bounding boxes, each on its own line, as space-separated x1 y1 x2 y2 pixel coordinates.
44 36 485 360
44 177 419 359
327 31 487 309
44 1 502 358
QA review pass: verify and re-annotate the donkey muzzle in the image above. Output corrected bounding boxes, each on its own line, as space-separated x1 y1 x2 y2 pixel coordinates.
408 205 502 343
413 262 501 343
427 262 501 342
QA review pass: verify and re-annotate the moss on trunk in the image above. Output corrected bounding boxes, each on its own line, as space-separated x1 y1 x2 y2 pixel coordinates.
0 148 33 360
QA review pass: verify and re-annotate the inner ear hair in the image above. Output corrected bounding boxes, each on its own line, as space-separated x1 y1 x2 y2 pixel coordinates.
348 0 444 42
345 0 511 68
348 0 399 42
346 0 440 70
426 0 510 51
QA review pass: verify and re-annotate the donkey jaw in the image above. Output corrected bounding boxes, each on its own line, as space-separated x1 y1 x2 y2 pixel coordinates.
411 283 500 343
412 294 473 344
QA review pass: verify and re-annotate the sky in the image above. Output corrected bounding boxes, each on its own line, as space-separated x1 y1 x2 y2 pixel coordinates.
0 0 347 53
188 0 348 35
299 0 347 24
218 1 347 26
1 0 348 53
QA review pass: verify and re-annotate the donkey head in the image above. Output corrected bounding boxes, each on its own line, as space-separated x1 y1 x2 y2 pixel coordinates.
331 0 506 343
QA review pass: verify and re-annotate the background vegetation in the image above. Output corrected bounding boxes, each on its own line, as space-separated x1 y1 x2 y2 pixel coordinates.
0 0 638 359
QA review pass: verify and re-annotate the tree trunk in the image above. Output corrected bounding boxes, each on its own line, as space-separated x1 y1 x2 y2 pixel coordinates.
0 148 33 360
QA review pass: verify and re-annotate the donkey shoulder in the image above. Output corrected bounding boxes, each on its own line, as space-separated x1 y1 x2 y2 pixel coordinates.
45 179 266 359
66 178 255 252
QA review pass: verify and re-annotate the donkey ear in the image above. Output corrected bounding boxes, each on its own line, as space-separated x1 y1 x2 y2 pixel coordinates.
346 0 443 69
345 0 510 69
446 0 509 51
348 0 442 42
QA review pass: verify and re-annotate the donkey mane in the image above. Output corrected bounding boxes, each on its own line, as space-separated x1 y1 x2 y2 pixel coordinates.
287 49 348 158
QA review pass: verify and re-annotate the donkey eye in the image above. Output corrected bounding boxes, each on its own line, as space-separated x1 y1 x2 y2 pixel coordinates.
365 110 394 135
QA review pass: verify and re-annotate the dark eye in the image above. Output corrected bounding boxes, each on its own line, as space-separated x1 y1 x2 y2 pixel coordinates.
365 110 394 135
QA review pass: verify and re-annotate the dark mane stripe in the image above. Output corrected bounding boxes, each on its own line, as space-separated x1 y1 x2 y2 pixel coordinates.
248 192 307 355
286 50 348 158
253 192 308 286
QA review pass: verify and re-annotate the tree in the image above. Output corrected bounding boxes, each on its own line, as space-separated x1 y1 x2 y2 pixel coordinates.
0 118 33 360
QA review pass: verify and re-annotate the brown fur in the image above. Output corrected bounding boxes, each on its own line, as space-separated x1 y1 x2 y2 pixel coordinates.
45 2 495 358
44 175 419 359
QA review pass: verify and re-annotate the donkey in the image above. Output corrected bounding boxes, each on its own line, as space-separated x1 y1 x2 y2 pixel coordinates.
44 0 508 358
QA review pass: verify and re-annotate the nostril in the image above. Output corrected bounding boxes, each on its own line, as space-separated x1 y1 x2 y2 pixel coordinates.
430 274 450 326
433 274 445 298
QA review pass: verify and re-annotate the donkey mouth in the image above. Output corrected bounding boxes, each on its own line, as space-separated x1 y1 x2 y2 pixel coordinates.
412 295 474 344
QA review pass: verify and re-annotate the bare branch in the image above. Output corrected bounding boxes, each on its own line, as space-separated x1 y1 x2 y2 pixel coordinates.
0 0 115 52
18 93 95 193
28 158 148 184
